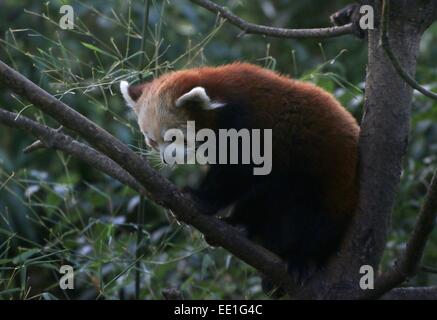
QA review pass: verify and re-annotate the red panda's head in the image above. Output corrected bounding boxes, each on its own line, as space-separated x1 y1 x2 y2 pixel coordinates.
120 71 225 159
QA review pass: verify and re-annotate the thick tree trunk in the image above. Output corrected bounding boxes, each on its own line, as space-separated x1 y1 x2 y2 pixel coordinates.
293 0 437 299
325 0 436 299
344 0 420 278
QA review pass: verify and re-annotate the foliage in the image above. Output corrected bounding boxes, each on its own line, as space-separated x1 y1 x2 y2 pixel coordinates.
0 0 436 299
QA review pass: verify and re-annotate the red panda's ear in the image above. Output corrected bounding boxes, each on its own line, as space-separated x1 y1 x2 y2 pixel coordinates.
176 87 225 110
120 81 144 108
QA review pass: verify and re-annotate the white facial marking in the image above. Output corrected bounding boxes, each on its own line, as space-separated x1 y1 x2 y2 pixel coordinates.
120 81 136 108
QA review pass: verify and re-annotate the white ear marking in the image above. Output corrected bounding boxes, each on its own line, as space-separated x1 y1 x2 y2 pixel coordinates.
176 87 210 108
176 87 226 110
120 81 136 108
209 102 226 110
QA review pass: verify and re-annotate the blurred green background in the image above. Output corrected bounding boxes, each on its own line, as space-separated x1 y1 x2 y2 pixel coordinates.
0 0 436 299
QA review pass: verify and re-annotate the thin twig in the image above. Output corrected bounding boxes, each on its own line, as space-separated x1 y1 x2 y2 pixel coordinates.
421 265 437 274
23 126 65 153
23 140 45 154
135 194 145 300
138 0 151 78
381 0 437 101
190 0 355 39
135 0 151 299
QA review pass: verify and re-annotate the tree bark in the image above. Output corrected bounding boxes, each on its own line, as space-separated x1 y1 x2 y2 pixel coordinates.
327 0 437 299
381 286 437 300
290 0 437 299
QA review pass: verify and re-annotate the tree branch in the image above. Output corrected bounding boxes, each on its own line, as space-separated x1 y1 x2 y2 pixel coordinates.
344 1 437 300
381 0 437 101
190 0 356 39
421 265 437 274
359 169 437 299
381 286 437 300
0 59 298 296
0 108 147 196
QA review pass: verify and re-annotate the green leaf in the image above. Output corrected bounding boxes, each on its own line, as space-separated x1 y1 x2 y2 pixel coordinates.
81 42 117 59
12 249 41 264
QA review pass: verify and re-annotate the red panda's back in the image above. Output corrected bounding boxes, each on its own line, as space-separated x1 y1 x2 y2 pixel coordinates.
160 63 359 220
196 64 360 220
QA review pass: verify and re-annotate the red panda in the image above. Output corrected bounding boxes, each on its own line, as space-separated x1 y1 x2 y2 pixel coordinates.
120 63 360 290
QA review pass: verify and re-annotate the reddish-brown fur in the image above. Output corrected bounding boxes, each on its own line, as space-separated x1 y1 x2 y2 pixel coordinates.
134 63 359 223
126 63 360 287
